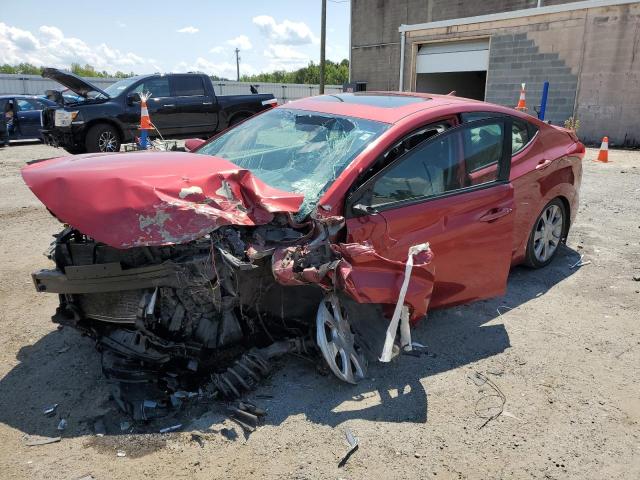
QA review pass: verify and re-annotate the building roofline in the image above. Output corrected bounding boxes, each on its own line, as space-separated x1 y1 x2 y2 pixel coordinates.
398 0 639 33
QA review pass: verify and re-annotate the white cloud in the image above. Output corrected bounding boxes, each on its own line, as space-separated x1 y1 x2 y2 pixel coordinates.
209 46 225 54
176 26 199 34
0 22 157 74
226 35 252 50
261 44 309 71
174 57 257 79
264 44 308 61
116 21 127 28
252 15 318 45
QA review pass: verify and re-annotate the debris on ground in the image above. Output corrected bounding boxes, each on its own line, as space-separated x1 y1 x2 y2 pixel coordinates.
24 435 61 446
116 450 126 457
191 433 205 448
159 424 182 434
43 404 58 416
93 418 106 437
570 255 591 268
468 372 506 429
338 428 359 468
496 305 513 316
57 419 67 430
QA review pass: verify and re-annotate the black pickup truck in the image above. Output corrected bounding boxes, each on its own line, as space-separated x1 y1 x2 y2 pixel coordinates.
40 68 277 153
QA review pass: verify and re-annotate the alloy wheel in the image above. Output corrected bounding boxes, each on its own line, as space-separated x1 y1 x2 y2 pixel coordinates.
533 204 564 263
316 294 367 384
98 131 118 152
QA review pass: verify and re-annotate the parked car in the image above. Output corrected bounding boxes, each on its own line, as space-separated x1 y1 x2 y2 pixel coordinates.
0 95 57 144
22 92 583 414
39 68 277 154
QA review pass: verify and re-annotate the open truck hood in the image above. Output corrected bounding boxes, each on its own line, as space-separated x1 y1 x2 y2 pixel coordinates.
42 67 110 99
22 151 304 248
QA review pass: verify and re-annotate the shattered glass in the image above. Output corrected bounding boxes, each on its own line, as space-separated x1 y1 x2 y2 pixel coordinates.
198 108 389 218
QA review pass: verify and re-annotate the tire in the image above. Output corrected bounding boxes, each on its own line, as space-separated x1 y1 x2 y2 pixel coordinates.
85 123 121 153
524 198 567 268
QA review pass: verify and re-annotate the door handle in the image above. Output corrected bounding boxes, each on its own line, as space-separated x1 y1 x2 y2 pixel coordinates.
163 104 176 108
535 158 553 170
479 207 512 222
202 102 213 105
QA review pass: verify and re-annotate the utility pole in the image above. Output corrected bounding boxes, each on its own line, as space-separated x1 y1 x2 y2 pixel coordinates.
235 48 240 81
319 0 326 94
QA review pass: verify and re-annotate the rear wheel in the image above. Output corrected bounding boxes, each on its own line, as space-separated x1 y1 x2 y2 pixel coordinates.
85 123 121 153
524 198 567 268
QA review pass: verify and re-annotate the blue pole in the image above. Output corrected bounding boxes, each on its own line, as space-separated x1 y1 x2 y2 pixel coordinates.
539 81 549 120
139 129 148 150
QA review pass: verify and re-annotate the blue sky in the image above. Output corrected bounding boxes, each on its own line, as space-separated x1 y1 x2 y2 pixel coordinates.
1 0 350 78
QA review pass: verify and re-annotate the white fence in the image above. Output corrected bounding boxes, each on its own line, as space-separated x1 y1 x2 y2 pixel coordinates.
0 74 343 103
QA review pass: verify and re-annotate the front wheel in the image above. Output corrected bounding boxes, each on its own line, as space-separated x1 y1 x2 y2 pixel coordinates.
524 198 567 268
85 123 121 153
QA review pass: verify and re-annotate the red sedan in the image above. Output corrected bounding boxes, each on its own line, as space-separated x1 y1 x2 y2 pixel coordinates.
23 92 583 411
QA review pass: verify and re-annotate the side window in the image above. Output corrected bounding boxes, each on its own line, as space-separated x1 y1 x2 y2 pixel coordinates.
512 119 530 154
367 120 505 208
16 99 38 111
172 76 205 96
133 77 171 98
512 118 538 155
370 132 460 206
464 123 503 172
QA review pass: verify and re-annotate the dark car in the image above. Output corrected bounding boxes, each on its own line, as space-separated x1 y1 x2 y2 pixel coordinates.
39 68 277 153
0 95 57 145
23 92 584 416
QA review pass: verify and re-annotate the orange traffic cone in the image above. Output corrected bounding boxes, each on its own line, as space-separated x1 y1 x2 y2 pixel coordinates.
140 98 152 130
596 136 609 163
516 83 527 111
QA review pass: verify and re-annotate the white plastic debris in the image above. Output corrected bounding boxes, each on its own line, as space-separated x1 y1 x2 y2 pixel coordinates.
159 424 182 433
57 419 67 431
43 404 58 416
380 243 430 362
116 450 126 457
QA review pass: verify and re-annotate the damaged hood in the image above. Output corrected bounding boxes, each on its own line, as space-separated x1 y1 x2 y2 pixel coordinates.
22 151 304 248
42 67 109 99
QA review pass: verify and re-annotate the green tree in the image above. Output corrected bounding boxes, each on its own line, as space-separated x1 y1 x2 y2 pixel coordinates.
240 59 349 85
0 63 42 74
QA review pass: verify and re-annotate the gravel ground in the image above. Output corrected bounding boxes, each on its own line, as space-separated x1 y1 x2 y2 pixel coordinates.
0 142 638 480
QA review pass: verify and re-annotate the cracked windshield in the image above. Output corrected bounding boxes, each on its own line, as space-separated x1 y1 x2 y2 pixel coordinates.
198 108 388 215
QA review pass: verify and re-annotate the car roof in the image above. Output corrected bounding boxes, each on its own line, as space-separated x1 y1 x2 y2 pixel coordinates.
284 91 526 124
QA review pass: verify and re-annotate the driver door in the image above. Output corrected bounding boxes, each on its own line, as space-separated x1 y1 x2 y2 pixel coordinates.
345 117 515 309
129 76 179 136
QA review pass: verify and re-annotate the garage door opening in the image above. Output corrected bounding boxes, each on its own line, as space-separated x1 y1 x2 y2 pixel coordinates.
415 39 489 101
416 71 487 100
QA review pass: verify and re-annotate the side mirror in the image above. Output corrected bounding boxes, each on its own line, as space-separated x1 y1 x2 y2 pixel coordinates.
126 92 141 105
351 203 378 217
184 138 206 152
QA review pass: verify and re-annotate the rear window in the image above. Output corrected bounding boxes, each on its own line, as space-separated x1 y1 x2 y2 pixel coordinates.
172 76 205 96
460 112 538 156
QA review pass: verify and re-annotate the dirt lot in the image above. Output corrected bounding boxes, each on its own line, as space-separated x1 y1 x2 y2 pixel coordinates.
0 142 638 480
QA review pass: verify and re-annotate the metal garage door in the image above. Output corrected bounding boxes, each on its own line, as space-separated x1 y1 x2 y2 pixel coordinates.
416 39 490 73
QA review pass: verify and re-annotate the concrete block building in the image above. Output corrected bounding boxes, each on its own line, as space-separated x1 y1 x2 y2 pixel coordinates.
350 0 640 145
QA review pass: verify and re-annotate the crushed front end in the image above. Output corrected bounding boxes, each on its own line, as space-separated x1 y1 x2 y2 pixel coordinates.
23 150 435 419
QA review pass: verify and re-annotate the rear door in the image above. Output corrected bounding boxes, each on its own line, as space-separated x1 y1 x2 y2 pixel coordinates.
130 76 179 136
170 75 217 135
346 117 515 309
